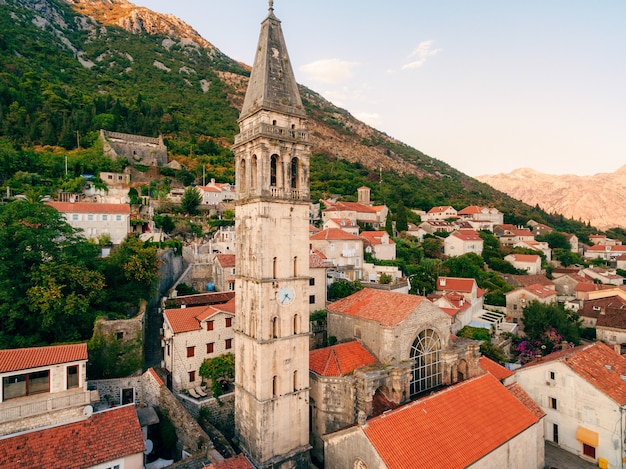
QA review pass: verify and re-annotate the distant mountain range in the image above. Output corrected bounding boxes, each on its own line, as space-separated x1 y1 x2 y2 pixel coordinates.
476 166 626 231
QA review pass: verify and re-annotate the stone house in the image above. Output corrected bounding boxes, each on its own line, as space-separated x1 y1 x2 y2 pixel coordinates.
514 239 552 262
431 291 474 334
309 250 330 312
0 344 92 437
583 244 626 261
499 228 535 246
361 230 396 260
577 296 626 344
580 267 624 286
418 219 456 234
457 205 504 225
323 373 545 469
617 254 626 271
564 233 579 253
504 253 542 275
46 201 130 245
162 299 235 393
589 235 622 246
506 284 557 330
423 205 458 221
443 229 484 257
322 200 388 229
435 276 485 319
0 404 145 469
323 217 360 236
515 342 626 468
527 220 554 237
310 228 364 281
198 179 237 205
552 273 590 296
212 253 236 292
100 129 167 166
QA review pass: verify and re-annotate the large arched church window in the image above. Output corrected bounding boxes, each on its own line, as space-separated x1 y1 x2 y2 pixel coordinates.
239 158 246 192
410 329 442 396
270 154 279 187
290 157 299 189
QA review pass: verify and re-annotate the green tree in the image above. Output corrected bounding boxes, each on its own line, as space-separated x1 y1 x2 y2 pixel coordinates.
537 231 570 250
385 211 393 236
521 301 581 352
0 201 100 347
87 324 143 379
443 253 483 278
199 353 235 398
395 201 409 233
181 186 202 215
328 279 364 300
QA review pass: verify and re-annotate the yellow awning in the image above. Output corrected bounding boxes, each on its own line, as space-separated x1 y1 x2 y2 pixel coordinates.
576 426 599 447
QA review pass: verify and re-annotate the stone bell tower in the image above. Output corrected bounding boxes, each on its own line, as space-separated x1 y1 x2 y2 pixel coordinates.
232 1 311 467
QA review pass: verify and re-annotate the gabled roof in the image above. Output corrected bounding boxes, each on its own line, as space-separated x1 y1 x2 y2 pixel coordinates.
450 230 482 241
479 356 514 381
508 274 555 288
169 291 235 307
436 277 476 293
433 292 471 317
362 373 541 469
0 343 87 374
427 205 455 214
310 228 362 241
309 341 377 376
164 303 234 334
520 342 626 405
360 231 394 245
506 253 540 263
334 201 380 214
215 253 236 268
204 454 254 469
457 205 483 215
515 283 557 299
328 288 424 327
0 405 144 469
310 250 329 268
47 201 130 214
506 382 546 419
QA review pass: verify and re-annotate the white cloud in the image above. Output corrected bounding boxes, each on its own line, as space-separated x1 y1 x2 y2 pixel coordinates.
299 58 357 84
401 40 441 70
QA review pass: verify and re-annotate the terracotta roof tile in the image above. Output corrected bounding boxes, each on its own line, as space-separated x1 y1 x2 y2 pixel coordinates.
479 356 514 381
170 291 235 307
148 367 165 387
521 283 557 299
164 305 210 333
0 405 144 468
507 254 540 263
310 228 363 241
506 383 546 419
0 344 87 373
216 253 236 268
204 454 254 469
363 374 540 469
328 288 424 326
47 201 130 214
309 341 377 376
360 231 394 245
436 277 476 293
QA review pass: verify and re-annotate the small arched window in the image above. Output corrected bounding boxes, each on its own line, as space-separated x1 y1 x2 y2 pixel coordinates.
290 157 299 189
239 158 246 192
251 155 258 190
272 375 278 397
293 314 299 335
293 256 298 277
270 155 278 187
293 370 298 392
273 257 277 279
272 317 279 339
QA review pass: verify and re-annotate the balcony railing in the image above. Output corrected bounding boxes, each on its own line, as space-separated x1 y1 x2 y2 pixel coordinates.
234 123 309 146
0 390 94 424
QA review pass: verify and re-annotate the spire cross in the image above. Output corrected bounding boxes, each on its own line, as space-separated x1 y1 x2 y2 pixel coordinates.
269 0 274 11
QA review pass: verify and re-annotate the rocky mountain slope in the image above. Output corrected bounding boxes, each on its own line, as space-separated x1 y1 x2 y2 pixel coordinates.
476 166 626 230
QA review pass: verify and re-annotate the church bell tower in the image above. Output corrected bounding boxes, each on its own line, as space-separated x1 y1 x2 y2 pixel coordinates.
232 2 311 467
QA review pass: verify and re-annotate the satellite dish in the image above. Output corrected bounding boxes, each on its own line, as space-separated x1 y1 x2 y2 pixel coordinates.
144 439 153 455
83 405 93 417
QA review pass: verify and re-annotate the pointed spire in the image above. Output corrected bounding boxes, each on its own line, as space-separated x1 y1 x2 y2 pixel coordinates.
239 4 305 120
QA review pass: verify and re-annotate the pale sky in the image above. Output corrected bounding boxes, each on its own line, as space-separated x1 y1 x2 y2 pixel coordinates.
133 0 625 177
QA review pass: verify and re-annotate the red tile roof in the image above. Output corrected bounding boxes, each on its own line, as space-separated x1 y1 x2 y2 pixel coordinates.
479 356 514 381
521 283 557 299
164 305 212 333
170 291 236 307
204 454 254 469
507 254 540 263
335 201 379 214
309 341 377 376
148 367 165 387
0 344 87 373
47 201 130 214
506 383 546 419
363 373 540 469
427 205 455 214
0 405 144 469
360 231 394 245
436 277 476 293
328 288 424 327
310 228 363 241
451 229 482 241
310 250 329 268
216 253 236 268
457 205 483 215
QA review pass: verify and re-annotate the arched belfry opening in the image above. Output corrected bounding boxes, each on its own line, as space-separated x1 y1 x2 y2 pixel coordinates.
290 157 299 189
251 155 258 190
410 329 442 396
270 154 279 187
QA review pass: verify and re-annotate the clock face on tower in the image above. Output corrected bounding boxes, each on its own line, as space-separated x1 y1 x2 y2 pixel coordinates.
276 286 295 306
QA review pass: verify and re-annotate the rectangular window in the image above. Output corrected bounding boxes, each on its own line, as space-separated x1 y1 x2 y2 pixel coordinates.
225 318 232 328
550 397 558 410
187 346 195 358
207 343 214 354
116 215 122 221
102 214 108 221
309 295 315 304
225 339 232 349
189 371 196 382
67 365 79 389
207 321 214 331
2 370 50 400
309 278 315 286
72 214 79 221
582 444 596 459
549 371 555 380
228 281 235 291
553 423 559 444
87 214 94 221
231 268 236 275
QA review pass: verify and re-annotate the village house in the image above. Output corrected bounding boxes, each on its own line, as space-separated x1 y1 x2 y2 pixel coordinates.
418 219 456 234
499 228 536 246
552 272 591 296
580 267 624 286
577 296 626 337
323 373 545 469
361 230 396 260
310 228 364 281
0 404 145 469
617 254 626 271
0 344 92 437
515 342 626 468
434 276 485 323
405 223 427 241
423 205 458 221
100 129 168 166
212 253 236 292
504 274 555 291
46 201 130 245
584 244 626 261
504 253 543 275
443 229 484 257
589 235 622 246
430 291 473 334
323 217 360 236
162 298 235 394
197 179 237 205
514 239 552 262
527 220 554 237
309 250 330 312
321 187 388 229
564 233 580 253
506 284 557 330
457 205 504 225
